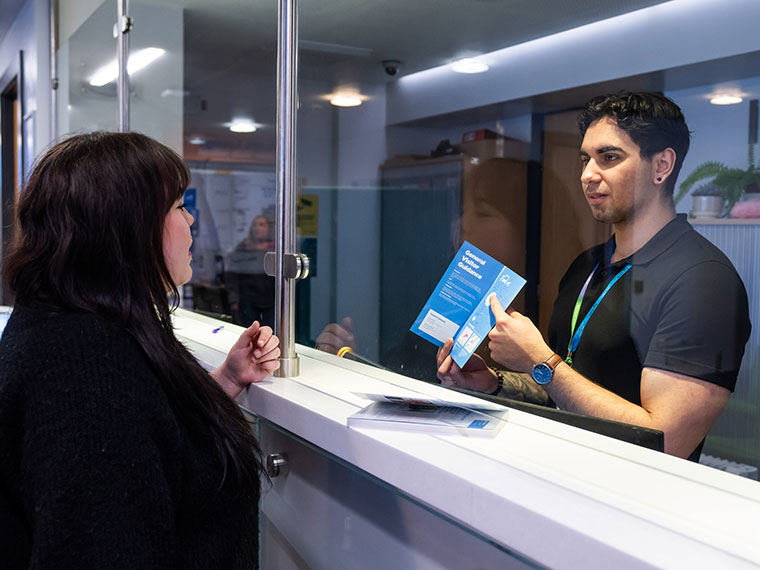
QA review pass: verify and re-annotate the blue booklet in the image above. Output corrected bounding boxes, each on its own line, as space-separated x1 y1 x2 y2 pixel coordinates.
410 241 526 368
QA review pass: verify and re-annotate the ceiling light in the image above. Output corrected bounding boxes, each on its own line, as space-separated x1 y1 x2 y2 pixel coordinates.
188 137 206 145
451 58 488 74
161 88 188 98
710 94 743 105
330 93 362 107
228 118 257 133
88 47 165 87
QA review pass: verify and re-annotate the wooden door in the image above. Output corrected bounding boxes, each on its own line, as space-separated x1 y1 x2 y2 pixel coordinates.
539 112 611 336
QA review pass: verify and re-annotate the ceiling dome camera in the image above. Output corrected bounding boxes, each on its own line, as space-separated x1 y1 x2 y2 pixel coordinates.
382 60 402 76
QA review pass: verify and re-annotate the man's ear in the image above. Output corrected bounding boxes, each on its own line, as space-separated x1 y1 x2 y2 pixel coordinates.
652 148 676 186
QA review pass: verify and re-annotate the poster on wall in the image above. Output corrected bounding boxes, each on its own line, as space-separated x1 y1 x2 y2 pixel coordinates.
188 166 276 283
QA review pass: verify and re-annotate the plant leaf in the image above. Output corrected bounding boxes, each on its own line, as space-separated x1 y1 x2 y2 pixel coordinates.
675 161 725 205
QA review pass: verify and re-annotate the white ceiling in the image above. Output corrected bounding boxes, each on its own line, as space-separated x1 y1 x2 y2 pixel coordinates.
60 0 758 157
177 0 672 155
183 0 671 83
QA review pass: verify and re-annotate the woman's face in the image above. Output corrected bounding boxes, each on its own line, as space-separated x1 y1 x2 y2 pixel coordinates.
250 216 270 240
163 197 195 287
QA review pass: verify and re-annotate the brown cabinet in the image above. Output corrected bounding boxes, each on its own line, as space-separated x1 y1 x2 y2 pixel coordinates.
539 112 611 335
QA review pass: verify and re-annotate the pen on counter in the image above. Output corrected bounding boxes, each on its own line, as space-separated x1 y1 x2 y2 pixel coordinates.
212 325 224 334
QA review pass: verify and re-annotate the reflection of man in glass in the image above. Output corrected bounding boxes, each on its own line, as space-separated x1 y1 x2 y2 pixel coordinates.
438 92 751 460
225 215 275 328
315 158 526 378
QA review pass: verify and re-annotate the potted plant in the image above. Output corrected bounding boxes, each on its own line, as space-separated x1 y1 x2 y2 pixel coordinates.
675 140 760 218
689 183 725 218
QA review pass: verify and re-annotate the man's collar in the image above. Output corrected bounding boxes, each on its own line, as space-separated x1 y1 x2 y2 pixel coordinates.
603 214 691 267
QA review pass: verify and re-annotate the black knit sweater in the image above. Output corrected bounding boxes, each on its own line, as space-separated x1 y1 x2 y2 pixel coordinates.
0 304 260 569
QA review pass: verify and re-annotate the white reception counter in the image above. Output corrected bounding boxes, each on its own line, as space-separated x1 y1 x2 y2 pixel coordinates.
173 308 760 570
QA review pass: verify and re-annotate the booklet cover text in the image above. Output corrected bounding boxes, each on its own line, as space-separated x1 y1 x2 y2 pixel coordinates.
410 241 526 368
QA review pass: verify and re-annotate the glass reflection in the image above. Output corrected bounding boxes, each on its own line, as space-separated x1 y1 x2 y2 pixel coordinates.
55 0 760 478
291 1 759 475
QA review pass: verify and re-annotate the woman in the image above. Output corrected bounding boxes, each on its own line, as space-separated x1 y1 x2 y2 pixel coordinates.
0 132 280 569
225 215 276 329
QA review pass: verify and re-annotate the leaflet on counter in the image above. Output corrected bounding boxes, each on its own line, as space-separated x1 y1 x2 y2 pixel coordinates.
353 392 505 412
347 400 507 438
410 241 526 368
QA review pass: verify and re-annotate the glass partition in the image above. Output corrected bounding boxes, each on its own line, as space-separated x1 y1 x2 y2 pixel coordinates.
292 0 760 477
58 0 279 328
55 0 760 479
57 0 117 136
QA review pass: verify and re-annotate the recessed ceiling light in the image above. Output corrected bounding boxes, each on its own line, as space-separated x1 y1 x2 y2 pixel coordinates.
451 58 488 74
710 94 743 105
188 136 206 145
88 47 165 87
228 118 257 133
330 93 362 107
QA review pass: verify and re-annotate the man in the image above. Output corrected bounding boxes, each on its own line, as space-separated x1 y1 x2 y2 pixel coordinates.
437 92 751 460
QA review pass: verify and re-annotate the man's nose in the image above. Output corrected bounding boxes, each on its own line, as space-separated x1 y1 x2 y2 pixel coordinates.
581 160 600 184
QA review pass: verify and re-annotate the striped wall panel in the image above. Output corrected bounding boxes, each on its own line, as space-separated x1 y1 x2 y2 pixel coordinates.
693 222 760 468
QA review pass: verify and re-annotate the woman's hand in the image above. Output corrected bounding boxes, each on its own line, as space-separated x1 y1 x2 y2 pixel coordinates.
211 322 280 399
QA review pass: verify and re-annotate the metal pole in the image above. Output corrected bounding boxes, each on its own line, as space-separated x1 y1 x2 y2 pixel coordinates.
49 0 58 141
274 0 299 377
116 0 130 132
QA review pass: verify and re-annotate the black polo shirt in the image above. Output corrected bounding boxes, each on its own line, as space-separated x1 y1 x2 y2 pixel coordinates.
548 214 751 407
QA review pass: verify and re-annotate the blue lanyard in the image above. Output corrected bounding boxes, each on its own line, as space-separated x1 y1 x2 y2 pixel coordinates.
566 262 632 366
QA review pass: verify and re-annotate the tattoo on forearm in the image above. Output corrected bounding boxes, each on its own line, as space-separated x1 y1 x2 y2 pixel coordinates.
496 371 550 405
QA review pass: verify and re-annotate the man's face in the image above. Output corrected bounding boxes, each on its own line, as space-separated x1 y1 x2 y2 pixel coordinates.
579 117 658 225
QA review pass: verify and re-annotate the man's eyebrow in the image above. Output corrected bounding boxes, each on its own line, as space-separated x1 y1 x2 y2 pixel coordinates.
579 145 625 156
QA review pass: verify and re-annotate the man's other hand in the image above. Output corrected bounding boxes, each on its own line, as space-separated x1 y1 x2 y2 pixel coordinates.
436 338 499 393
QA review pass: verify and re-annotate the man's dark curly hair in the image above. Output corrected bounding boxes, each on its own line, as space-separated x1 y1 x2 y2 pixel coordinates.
577 92 691 196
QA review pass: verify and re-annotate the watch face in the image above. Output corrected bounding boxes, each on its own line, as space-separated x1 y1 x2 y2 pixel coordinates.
532 363 553 385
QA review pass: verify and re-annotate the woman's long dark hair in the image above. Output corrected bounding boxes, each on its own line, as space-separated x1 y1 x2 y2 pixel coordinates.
3 131 263 488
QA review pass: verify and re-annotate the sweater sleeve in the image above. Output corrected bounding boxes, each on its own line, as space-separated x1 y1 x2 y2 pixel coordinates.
18 322 183 569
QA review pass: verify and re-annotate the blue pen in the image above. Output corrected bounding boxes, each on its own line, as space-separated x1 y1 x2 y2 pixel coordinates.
212 325 224 334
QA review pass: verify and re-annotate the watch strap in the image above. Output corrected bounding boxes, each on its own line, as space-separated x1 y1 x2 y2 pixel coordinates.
544 353 563 371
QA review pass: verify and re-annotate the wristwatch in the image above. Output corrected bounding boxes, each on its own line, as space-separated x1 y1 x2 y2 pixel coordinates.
531 353 563 385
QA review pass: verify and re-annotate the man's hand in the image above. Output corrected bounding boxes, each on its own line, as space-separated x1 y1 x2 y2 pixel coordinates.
211 321 280 399
436 338 499 392
315 317 355 355
487 295 554 372
436 338 550 404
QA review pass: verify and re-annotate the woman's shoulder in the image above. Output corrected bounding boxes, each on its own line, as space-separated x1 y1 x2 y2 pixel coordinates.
0 304 160 400
3 304 135 355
